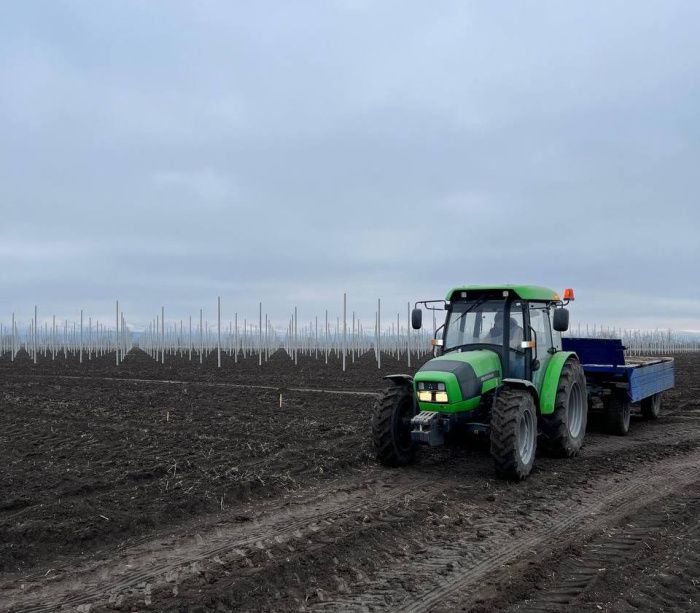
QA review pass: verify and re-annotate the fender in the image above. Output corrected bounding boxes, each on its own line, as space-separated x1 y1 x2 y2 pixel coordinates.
383 374 413 387
383 374 417 414
539 351 578 415
501 378 539 402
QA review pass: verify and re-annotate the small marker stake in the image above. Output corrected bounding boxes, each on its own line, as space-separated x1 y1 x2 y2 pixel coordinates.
279 393 282 408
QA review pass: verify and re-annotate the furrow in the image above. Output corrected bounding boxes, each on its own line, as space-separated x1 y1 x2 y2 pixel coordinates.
6 474 442 613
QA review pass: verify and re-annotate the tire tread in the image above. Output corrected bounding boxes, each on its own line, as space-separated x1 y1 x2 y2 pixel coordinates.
371 384 416 466
490 388 536 481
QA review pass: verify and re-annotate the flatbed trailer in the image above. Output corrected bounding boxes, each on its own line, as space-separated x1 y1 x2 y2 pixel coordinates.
562 337 675 435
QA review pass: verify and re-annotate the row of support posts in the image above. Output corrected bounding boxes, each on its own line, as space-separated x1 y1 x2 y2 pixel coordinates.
2 296 431 369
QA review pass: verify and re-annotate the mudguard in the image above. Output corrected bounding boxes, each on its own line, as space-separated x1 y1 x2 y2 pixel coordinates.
383 374 413 386
502 378 539 400
539 351 578 414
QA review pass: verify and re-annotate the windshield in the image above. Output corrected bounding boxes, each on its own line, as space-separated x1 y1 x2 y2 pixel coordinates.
444 299 524 351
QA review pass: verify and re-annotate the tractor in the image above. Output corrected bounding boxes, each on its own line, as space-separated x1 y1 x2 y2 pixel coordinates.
371 285 587 480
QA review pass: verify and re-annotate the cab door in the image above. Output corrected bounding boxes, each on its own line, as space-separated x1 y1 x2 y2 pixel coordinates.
528 302 555 391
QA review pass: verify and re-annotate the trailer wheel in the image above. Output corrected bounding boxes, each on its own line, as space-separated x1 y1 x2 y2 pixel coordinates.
372 383 417 466
605 393 631 435
640 393 662 420
539 359 588 457
490 388 537 481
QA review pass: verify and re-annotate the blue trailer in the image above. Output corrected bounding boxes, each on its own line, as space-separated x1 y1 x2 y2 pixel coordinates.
562 337 675 435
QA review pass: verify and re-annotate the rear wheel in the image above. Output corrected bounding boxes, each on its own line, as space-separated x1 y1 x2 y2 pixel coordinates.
605 393 631 435
540 359 588 457
641 392 662 420
372 383 417 466
490 388 537 481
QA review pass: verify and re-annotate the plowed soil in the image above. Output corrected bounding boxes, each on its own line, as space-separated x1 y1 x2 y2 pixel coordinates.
1 349 698 612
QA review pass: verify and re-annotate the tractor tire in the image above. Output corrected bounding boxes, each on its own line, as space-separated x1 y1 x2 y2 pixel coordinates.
605 393 631 435
490 388 537 481
539 358 588 457
372 383 417 467
641 392 662 420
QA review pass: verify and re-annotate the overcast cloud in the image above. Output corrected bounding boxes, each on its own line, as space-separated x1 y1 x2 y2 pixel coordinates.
1 1 698 331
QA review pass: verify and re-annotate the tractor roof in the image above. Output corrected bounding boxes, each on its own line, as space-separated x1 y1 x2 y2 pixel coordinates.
446 285 560 302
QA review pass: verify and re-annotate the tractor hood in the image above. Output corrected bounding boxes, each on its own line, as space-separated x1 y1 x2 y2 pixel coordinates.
414 350 502 413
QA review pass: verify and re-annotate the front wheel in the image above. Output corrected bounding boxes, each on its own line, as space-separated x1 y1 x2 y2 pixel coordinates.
490 388 537 481
372 383 417 466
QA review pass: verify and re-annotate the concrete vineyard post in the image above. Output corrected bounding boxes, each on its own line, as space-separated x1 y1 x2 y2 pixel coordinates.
115 300 119 365
342 293 347 372
324 310 328 364
217 296 221 368
352 311 355 364
33 305 37 364
377 298 381 369
407 301 411 368
161 306 165 364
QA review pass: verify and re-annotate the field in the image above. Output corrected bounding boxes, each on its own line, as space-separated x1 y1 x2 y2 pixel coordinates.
1 349 699 612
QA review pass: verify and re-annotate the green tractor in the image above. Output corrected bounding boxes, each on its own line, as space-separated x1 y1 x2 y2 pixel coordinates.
372 285 587 480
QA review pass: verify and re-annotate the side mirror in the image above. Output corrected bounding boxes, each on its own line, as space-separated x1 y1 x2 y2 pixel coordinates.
411 308 423 330
553 307 570 332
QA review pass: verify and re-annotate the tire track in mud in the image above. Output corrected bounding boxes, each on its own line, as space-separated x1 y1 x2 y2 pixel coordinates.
313 452 700 613
2 471 447 613
602 528 700 612
509 489 700 612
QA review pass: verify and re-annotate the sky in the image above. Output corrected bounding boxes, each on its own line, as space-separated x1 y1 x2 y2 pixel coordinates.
1 1 699 332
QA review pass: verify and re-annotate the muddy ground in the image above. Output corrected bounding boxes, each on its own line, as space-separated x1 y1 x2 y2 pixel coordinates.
0 350 698 612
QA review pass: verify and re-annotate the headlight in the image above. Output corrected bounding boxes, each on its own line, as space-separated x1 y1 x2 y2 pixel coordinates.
416 386 449 403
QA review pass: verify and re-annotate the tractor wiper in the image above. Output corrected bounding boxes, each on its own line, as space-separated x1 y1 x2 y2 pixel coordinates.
451 298 487 327
443 297 488 351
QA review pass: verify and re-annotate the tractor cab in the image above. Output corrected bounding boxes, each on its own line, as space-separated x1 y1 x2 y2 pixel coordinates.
430 286 571 386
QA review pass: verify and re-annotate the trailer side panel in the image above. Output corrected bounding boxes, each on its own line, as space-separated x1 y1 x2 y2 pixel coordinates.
627 359 675 403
